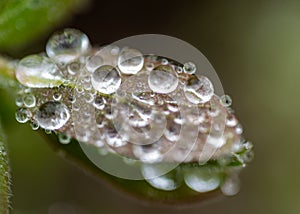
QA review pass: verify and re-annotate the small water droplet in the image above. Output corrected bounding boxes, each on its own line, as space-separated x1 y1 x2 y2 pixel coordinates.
36 101 70 130
164 120 181 142
221 95 232 107
16 55 63 88
67 61 81 75
226 114 238 127
53 92 62 101
30 121 39 130
93 96 106 110
46 28 90 63
184 166 222 193
91 65 121 94
118 48 144 74
105 126 127 147
221 173 240 196
15 95 23 107
183 62 196 74
133 142 163 163
148 65 178 94
23 94 36 108
58 133 71 144
235 124 243 134
184 76 214 104
15 108 31 123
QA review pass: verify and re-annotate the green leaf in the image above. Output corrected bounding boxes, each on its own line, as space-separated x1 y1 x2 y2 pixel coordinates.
0 120 11 214
0 0 86 52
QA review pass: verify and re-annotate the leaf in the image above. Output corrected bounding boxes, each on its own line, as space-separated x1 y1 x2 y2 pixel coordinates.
0 0 87 52
0 120 11 214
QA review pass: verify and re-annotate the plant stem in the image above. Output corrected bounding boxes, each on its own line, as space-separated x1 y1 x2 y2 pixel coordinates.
0 120 11 214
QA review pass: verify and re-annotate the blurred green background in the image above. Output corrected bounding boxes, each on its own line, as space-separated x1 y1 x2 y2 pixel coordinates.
1 0 299 213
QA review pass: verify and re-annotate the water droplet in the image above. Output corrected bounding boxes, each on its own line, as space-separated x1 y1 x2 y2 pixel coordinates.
221 173 240 196
184 166 222 193
118 48 144 74
36 101 70 130
183 62 196 74
23 94 36 108
226 115 238 127
58 133 71 144
133 142 163 163
164 120 181 142
235 124 243 134
184 76 214 104
15 108 31 123
53 92 62 101
91 65 121 94
141 164 183 191
30 121 39 130
16 55 63 88
161 58 168 65
86 55 103 72
67 61 81 75
221 95 232 107
46 28 90 64
93 96 106 110
15 95 23 107
148 65 178 94
176 66 183 74
105 126 127 147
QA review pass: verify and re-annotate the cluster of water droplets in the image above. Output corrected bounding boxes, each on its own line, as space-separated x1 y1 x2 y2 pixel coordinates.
14 28 253 195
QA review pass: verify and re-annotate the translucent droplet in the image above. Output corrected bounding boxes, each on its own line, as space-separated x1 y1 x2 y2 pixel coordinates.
91 65 121 94
58 133 71 144
105 126 127 147
148 65 178 94
235 124 243 135
46 28 90 64
133 142 163 163
30 121 39 130
184 167 222 193
93 96 105 110
23 94 36 108
221 173 240 196
15 95 23 107
141 164 183 191
183 62 196 74
226 115 238 127
118 48 144 74
221 95 232 107
53 92 62 101
164 120 181 142
67 62 81 75
36 101 70 130
184 76 214 104
15 108 31 123
16 55 63 88
86 55 103 72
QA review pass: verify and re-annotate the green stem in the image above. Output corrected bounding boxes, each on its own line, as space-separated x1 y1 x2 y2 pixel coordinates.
0 56 18 90
0 120 11 214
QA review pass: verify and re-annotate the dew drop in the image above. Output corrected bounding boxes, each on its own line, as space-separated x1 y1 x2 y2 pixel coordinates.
16 55 63 88
133 142 163 163
93 96 106 110
86 55 103 72
141 164 183 191
15 108 31 123
30 121 39 130
164 120 181 142
221 94 232 107
148 65 178 94
91 65 121 94
221 173 240 196
58 133 71 144
36 101 70 130
183 62 196 74
46 28 90 64
23 94 36 108
184 76 214 104
184 167 222 193
53 92 62 101
67 61 81 75
118 48 144 74
105 126 127 147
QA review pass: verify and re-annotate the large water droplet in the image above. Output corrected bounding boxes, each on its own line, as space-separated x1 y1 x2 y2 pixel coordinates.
148 65 178 94
184 76 214 104
91 65 121 94
141 164 183 191
36 101 70 130
16 55 63 88
184 166 222 193
118 48 144 74
46 28 90 64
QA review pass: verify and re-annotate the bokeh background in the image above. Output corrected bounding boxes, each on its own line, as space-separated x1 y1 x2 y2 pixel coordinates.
1 0 299 213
